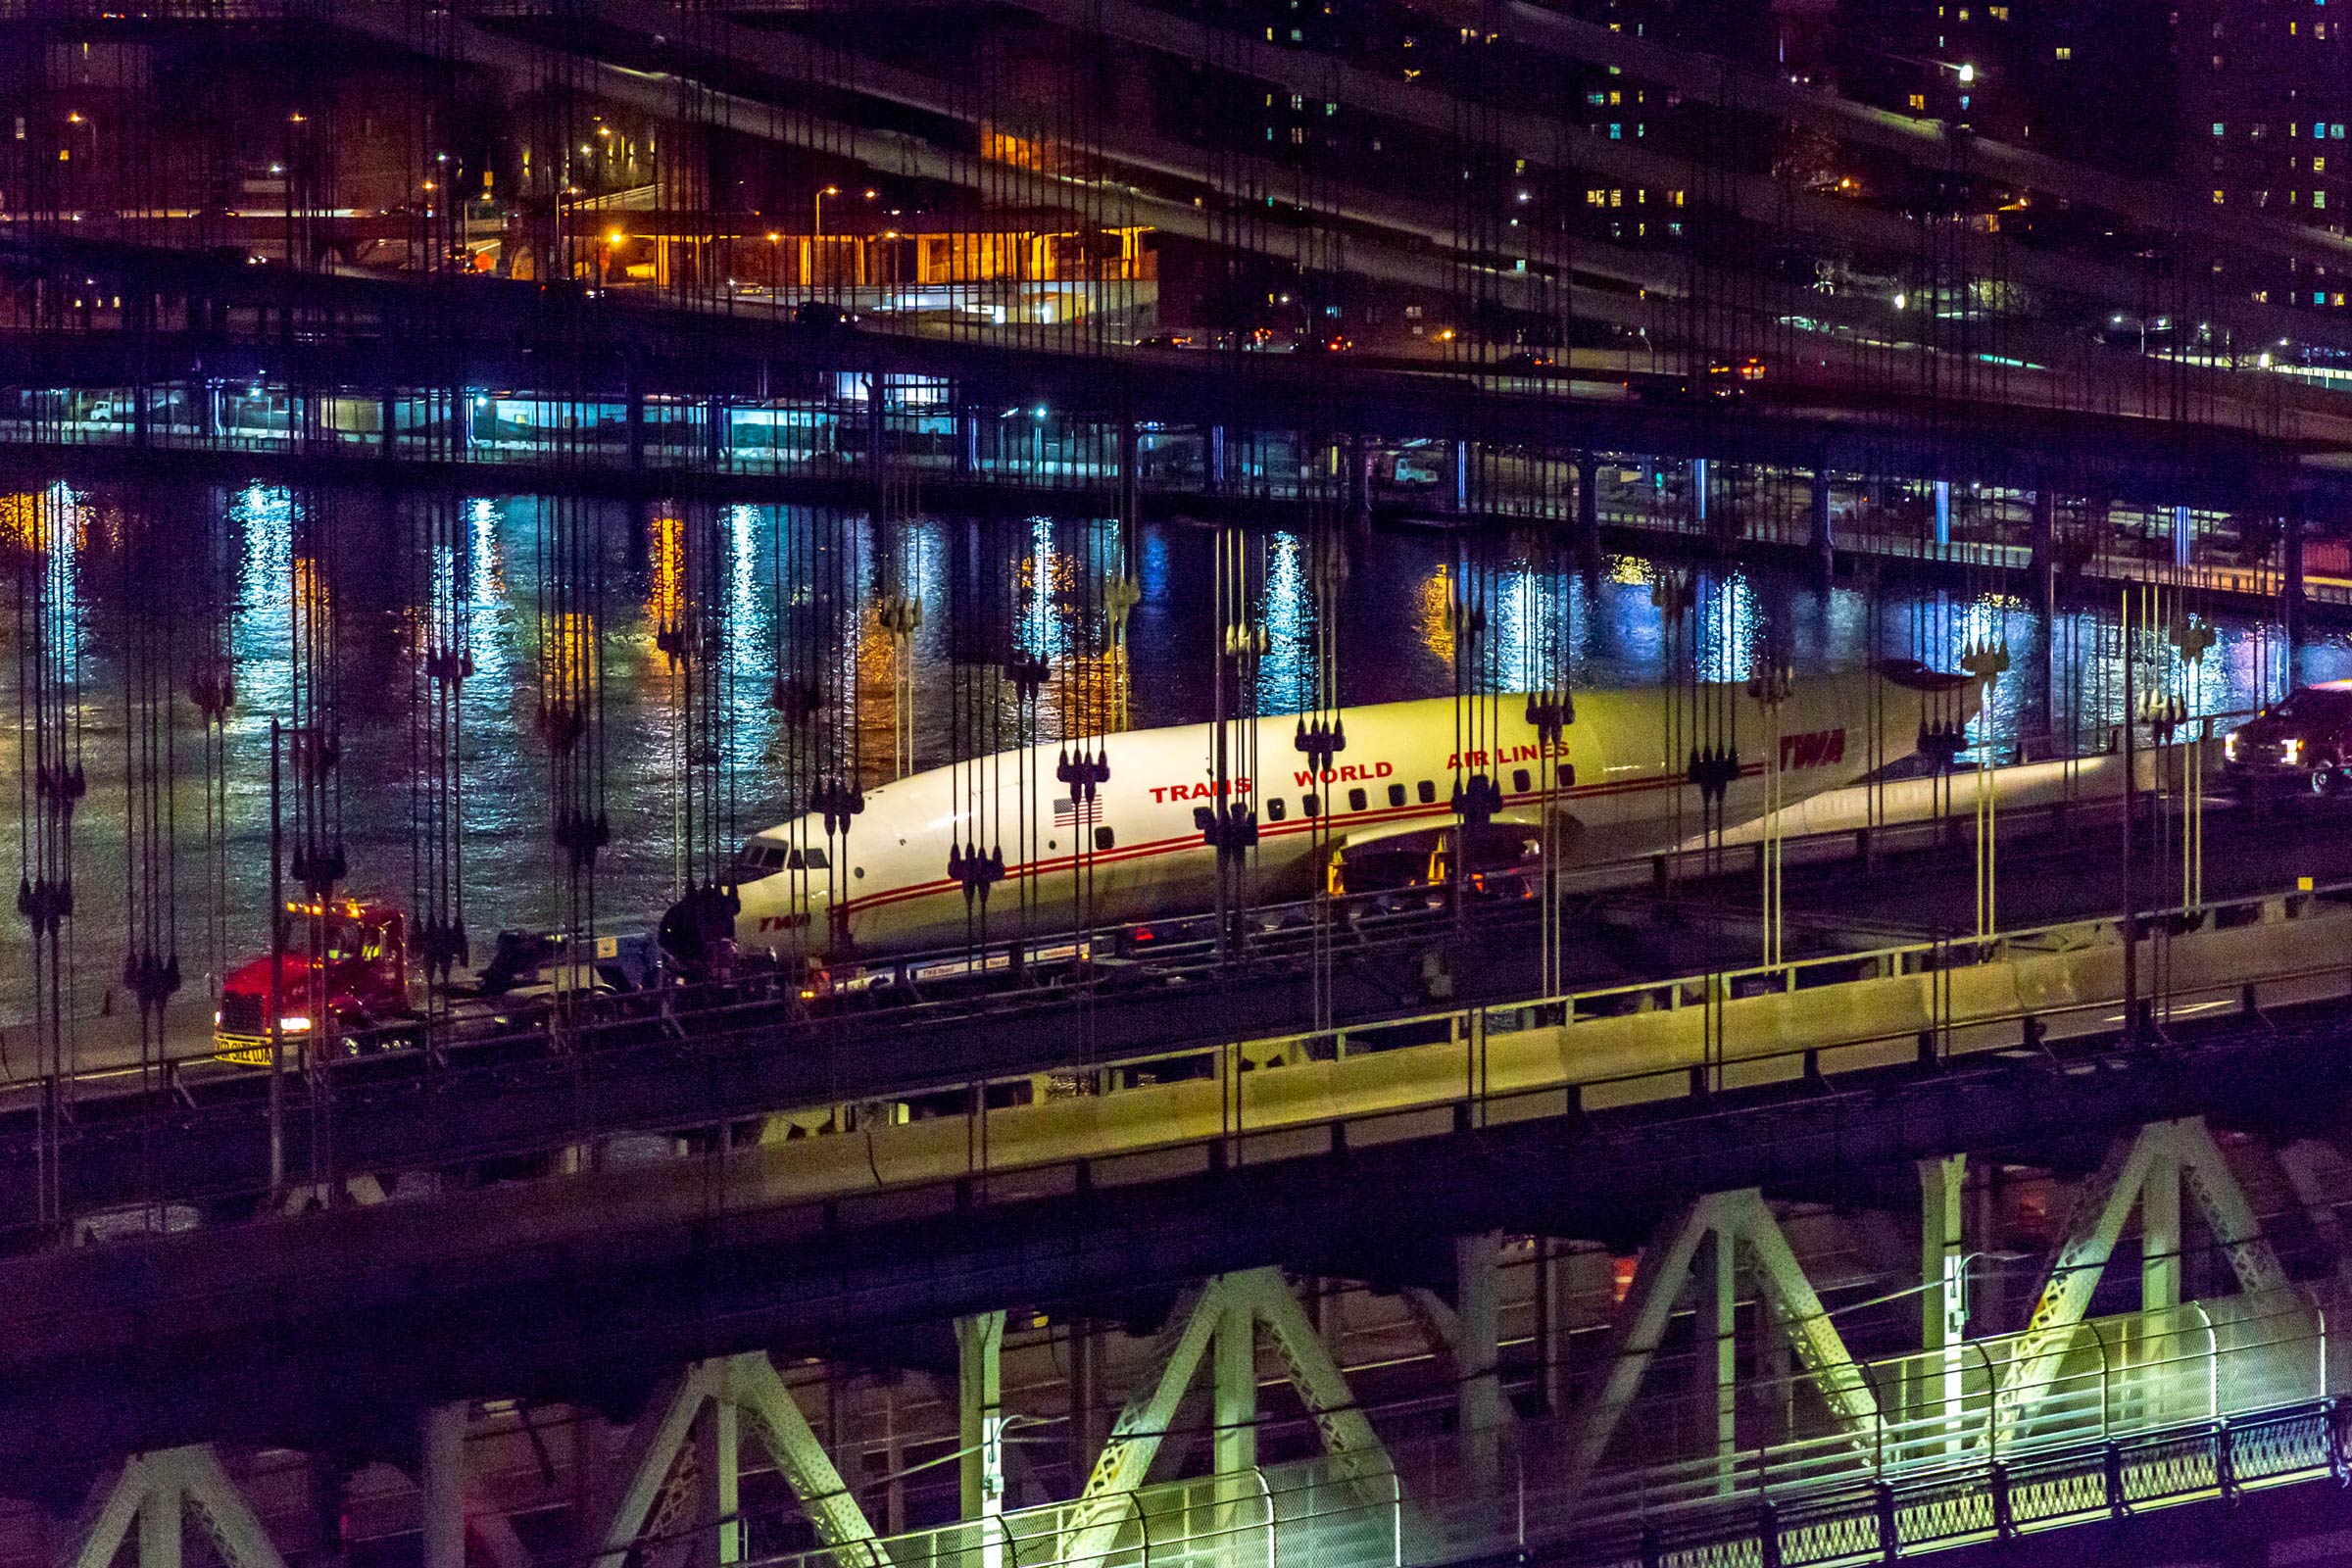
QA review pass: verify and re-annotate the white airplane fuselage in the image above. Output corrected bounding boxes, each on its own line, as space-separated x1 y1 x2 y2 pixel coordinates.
731 667 1970 959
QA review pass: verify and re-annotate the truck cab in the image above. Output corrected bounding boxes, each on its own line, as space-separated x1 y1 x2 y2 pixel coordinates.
214 900 415 1065
2224 682 2352 797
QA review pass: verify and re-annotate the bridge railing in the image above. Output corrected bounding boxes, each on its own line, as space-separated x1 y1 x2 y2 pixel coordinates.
30 833 2352 1237
720 1288 2343 1568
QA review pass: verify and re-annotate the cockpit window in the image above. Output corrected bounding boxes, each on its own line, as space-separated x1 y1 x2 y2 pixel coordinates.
734 842 790 881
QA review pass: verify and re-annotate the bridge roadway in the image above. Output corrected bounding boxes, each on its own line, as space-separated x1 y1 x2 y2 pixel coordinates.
8 756 2345 1230
4 784 2352 1468
1 235 2334 516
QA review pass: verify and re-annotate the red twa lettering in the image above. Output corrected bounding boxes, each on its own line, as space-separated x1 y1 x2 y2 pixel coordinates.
1778 728 1847 769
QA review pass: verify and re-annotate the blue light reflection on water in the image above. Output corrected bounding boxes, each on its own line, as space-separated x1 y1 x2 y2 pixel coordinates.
0 484 2338 1026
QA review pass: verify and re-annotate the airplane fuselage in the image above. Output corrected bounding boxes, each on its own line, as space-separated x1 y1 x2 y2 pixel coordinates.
730 668 1962 959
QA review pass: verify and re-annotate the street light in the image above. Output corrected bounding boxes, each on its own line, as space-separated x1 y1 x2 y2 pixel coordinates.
64 112 96 173
813 183 840 236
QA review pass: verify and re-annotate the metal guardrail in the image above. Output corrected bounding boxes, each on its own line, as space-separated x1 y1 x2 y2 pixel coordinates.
34 814 2346 1234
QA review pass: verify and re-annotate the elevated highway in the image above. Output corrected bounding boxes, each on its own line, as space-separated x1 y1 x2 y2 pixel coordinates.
5 232 2346 517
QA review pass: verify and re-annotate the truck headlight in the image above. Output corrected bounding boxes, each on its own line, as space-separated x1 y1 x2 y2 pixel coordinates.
2285 737 2305 766
2225 731 2239 762
278 1014 313 1033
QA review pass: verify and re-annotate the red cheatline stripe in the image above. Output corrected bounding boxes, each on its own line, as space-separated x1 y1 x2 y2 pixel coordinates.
822 761 1771 921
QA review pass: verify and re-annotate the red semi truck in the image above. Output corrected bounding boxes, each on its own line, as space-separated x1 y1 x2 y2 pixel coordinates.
213 900 416 1065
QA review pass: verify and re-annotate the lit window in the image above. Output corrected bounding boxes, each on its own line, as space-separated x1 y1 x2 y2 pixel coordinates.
2215 122 2228 136
1608 122 1622 138
2335 124 2347 137
2054 45 2072 58
1610 188 1623 206
2215 189 2228 203
2318 157 2328 172
1909 92 1927 110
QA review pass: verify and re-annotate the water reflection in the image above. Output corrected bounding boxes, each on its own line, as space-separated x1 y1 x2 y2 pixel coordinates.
0 480 2334 1028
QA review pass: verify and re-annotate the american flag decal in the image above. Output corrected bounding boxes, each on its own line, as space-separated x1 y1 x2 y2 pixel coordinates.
1053 796 1101 828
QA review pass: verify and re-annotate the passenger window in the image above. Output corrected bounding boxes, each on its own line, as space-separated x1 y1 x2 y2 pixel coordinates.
1388 783 1406 807
804 847 830 870
1417 779 1437 805
1095 825 1115 851
1348 787 1368 811
1303 792 1321 816
1267 798 1288 822
1513 768 1531 793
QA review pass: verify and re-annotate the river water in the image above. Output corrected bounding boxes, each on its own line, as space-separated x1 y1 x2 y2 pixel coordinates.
0 478 2332 1033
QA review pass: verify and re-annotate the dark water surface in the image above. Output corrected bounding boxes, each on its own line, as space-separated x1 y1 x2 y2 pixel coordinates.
0 479 2328 1029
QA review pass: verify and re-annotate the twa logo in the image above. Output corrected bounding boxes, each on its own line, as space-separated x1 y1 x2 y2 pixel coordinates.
1778 729 1846 769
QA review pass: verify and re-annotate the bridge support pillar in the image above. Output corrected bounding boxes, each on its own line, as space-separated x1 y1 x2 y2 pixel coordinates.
1066 1319 1102 1494
1564 1191 1878 1494
1920 1154 1968 1450
2171 505 2194 570
1995 1117 2288 1446
592 1354 875 1568
2031 488 2057 612
419 1403 467 1568
1807 470 1834 580
1456 1232 1504 1486
708 397 731 467
2285 503 2307 657
1118 417 1140 523
2142 1145 2182 1313
1695 1228 1736 1492
1574 454 1599 555
1933 480 1951 549
1534 1240 1603 1417
1212 1288 1257 1478
1453 438 1471 514
59 1447 289 1568
694 1387 742 1567
1691 458 1709 528
1207 424 1226 494
1921 1153 1968 1350
956 1310 1007 1524
1065 1269 1390 1566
